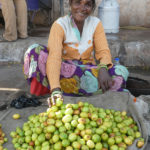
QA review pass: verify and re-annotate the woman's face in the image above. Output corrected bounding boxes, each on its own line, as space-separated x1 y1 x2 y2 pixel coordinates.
70 0 94 23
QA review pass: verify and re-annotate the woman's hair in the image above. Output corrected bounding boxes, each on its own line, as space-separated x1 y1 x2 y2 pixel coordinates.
69 0 96 10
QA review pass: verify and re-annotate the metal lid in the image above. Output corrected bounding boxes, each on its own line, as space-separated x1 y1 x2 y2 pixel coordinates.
99 0 119 8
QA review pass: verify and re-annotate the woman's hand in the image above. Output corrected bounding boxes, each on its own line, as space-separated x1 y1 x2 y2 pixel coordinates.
47 89 63 107
98 68 113 93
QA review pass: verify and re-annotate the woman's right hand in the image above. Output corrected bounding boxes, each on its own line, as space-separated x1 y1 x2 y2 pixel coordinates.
47 89 63 107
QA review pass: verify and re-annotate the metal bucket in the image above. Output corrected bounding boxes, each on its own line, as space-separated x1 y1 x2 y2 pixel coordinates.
98 0 120 33
26 0 39 11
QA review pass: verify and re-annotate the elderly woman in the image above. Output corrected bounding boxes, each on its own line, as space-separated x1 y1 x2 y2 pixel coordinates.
24 0 129 107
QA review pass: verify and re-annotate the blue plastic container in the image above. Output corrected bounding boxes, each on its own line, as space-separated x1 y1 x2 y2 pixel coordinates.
26 0 39 11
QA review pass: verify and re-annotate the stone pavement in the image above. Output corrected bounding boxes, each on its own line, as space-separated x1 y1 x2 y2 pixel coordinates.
0 27 150 67
0 27 49 63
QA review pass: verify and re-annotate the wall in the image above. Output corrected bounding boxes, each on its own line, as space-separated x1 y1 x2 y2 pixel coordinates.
63 0 150 27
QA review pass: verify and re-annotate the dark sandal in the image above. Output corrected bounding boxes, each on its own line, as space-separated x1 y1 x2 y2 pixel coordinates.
0 35 17 42
0 37 9 42
10 95 42 109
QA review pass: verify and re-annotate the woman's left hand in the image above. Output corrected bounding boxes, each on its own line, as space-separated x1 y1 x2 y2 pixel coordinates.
98 68 113 93
47 93 63 107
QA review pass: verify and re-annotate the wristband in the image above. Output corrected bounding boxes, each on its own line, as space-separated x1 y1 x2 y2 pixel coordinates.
51 90 62 97
97 64 108 70
51 87 61 93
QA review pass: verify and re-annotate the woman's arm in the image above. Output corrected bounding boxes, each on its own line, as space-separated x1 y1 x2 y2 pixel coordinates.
46 22 65 92
93 22 113 92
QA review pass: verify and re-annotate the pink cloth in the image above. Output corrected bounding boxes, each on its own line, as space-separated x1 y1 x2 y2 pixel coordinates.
110 76 123 91
24 55 30 75
38 51 48 76
60 62 76 78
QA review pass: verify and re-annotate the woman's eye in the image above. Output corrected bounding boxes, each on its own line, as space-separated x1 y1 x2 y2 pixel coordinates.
86 3 92 7
72 0 93 8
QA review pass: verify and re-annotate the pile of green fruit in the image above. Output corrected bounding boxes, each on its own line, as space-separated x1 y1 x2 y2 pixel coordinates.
0 124 8 150
10 99 145 150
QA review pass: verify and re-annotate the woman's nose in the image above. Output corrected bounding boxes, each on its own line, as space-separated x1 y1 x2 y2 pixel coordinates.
80 4 87 11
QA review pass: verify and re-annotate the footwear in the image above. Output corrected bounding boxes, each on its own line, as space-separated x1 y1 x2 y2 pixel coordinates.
0 36 9 42
0 102 7 111
19 37 28 40
18 35 28 40
0 35 17 42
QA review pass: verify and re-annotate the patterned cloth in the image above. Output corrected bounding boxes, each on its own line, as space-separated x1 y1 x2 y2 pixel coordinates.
24 44 129 96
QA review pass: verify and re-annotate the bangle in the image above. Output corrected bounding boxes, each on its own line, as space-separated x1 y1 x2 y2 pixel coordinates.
51 90 62 96
51 87 62 95
97 64 108 70
51 87 61 93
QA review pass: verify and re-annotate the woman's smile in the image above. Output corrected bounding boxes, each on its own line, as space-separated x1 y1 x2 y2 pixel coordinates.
76 12 87 19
